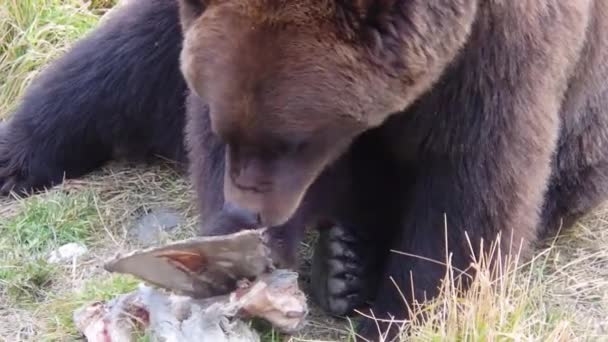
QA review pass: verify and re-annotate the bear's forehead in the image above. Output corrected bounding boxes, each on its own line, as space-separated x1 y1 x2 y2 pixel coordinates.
206 0 343 24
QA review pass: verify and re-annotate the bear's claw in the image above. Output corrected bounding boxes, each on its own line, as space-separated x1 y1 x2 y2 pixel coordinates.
311 225 374 317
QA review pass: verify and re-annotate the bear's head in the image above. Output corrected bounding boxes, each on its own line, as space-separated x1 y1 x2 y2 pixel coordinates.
179 0 478 227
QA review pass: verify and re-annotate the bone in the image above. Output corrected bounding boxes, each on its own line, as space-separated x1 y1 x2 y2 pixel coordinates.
73 228 308 341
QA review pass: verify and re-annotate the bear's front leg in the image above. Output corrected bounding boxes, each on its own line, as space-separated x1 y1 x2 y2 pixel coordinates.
354 165 546 339
354 133 559 340
308 142 404 319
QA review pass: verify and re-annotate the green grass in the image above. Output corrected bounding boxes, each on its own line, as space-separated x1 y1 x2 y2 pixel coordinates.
2 191 99 253
0 258 57 303
0 166 198 340
0 0 106 117
42 274 140 340
0 191 100 303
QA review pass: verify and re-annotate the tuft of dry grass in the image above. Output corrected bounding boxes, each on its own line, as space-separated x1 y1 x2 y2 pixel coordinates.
343 214 608 342
1 1 607 341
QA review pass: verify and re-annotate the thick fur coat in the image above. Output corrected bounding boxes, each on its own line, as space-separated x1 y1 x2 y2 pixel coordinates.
2 0 608 339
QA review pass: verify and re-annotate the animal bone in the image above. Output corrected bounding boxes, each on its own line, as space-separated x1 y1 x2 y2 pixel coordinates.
73 229 308 341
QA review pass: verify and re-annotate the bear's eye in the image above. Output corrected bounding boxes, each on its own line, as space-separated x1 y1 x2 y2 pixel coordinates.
272 137 309 156
290 141 309 154
253 138 306 161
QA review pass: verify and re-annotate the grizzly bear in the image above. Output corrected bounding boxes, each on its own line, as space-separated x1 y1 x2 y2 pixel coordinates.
2 0 608 339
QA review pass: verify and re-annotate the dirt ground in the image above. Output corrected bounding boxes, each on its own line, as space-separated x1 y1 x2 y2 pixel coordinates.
1 162 607 341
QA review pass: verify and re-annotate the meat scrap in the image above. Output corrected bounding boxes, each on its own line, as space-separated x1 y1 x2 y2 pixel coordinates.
73 229 308 341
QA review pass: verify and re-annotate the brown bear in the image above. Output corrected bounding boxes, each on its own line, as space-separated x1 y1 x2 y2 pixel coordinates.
2 0 608 339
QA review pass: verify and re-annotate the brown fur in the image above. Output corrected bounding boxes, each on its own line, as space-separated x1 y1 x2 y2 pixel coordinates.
2 0 608 340
179 0 608 339
180 0 480 227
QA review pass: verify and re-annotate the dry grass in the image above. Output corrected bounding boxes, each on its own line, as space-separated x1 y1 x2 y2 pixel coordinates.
0 164 198 340
379 221 608 341
1 165 606 341
1 1 607 341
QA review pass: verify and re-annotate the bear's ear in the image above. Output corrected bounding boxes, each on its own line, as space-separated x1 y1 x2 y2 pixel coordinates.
178 0 208 32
